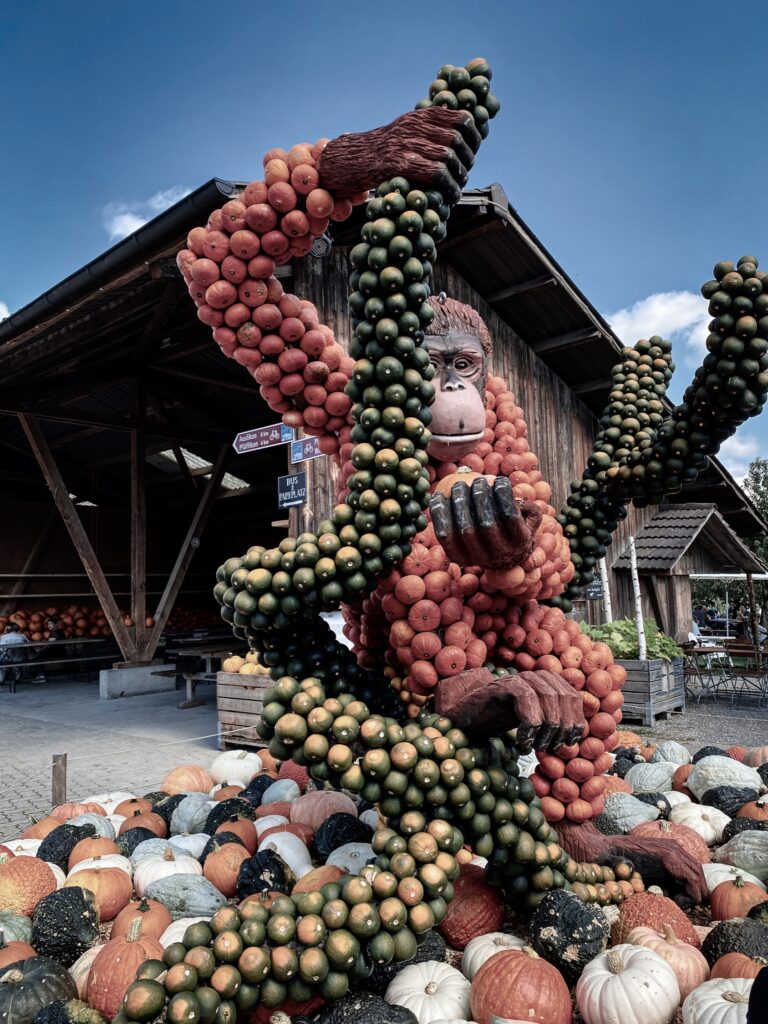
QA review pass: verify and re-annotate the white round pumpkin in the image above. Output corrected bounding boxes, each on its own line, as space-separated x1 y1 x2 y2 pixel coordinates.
386 961 472 1024
159 917 208 948
576 944 680 1024
66 853 132 878
663 790 692 808
209 750 263 786
2 840 41 857
134 848 202 896
169 834 210 859
702 863 766 894
461 932 527 980
69 813 116 839
326 842 375 874
130 838 177 868
257 832 313 880
69 942 105 997
669 804 730 845
687 757 761 802
626 924 710 1000
254 815 290 839
681 977 752 1023
80 792 136 815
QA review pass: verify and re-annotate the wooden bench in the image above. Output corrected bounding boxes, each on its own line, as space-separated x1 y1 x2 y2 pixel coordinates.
1 650 118 694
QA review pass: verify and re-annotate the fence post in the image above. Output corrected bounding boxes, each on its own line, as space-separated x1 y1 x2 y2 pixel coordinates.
51 753 67 807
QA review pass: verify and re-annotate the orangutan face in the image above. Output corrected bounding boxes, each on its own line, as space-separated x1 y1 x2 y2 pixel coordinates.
426 330 487 462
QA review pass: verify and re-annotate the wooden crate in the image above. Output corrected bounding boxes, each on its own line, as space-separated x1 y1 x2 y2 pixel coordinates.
617 657 685 726
217 671 270 751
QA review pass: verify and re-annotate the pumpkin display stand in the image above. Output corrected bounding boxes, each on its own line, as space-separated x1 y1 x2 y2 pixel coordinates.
616 657 684 726
216 671 270 751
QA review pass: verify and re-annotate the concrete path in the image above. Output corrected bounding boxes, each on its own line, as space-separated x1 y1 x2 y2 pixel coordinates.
0 678 221 841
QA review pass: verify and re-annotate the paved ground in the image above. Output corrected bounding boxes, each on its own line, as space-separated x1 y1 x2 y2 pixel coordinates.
1 676 765 843
0 678 221 841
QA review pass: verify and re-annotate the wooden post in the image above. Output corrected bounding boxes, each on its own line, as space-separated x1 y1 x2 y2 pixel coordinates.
598 558 613 623
1 510 58 615
51 753 67 807
628 536 647 660
131 382 147 657
18 414 138 662
144 444 230 659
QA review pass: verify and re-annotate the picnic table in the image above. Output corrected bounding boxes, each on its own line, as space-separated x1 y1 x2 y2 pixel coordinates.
158 641 238 709
683 639 768 706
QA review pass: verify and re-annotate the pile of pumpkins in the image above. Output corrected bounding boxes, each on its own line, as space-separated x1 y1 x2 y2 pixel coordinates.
221 652 271 677
0 740 766 1024
0 605 220 641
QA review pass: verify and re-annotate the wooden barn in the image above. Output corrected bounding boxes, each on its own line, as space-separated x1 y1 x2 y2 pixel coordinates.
0 179 763 693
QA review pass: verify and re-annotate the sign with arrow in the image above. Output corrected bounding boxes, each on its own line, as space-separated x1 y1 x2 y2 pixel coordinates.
232 423 295 454
278 472 307 508
290 436 324 464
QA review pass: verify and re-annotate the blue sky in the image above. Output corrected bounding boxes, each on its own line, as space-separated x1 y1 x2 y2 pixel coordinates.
1 0 766 480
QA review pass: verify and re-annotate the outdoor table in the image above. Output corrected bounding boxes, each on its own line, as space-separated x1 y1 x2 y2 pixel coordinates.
161 643 238 709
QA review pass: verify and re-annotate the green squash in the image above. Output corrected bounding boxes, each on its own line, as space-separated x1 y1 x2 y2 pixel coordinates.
31 889 100 967
143 875 226 921
596 793 659 835
31 999 105 1024
0 957 77 1024
701 918 768 966
36 826 96 873
716 830 768 881
528 889 610 984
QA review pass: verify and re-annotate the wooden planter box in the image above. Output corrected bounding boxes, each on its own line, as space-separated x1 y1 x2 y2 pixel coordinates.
216 671 271 751
617 657 685 726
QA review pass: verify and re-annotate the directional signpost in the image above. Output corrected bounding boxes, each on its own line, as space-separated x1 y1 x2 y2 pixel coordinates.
232 423 295 455
290 436 324 465
278 472 307 508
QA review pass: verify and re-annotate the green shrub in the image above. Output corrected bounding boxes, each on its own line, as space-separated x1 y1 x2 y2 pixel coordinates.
580 618 683 661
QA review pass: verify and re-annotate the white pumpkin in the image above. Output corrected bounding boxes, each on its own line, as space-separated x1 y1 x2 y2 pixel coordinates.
687 757 761 802
47 863 66 889
134 848 202 896
652 741 692 765
663 790 692 808
669 803 730 845
626 924 710 1000
254 815 290 839
69 813 116 839
261 779 300 804
576 944 680 1024
461 932 526 980
625 761 678 794
130 838 177 868
386 961 471 1024
360 808 381 830
69 942 105 997
107 815 126 833
209 749 262 786
327 842 375 874
80 792 136 815
4 840 41 857
257 832 313 880
66 853 132 878
681 977 752 1023
702 863 766 893
159 917 208 948
715 830 768 881
169 834 210 859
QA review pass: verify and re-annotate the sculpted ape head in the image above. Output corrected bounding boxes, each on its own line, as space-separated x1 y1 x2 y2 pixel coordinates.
425 295 491 462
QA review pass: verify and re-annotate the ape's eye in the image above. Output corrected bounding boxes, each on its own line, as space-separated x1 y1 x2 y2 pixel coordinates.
455 358 471 371
429 358 439 371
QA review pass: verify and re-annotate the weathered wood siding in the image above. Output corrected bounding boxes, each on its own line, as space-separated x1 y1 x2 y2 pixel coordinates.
295 250 657 619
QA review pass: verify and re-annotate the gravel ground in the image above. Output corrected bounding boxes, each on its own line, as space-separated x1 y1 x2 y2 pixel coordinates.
631 700 768 751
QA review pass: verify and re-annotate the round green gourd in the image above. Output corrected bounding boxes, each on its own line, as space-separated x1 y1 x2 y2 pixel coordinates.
0 957 77 1024
31 888 100 967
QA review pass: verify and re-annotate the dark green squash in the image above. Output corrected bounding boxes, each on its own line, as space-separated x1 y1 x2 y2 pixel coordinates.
36 825 96 873
115 827 156 858
313 814 373 862
236 850 295 900
199 832 245 864
31 888 100 967
633 792 672 819
757 763 768 787
203 799 256 835
0 957 77 1024
701 918 768 966
721 817 768 843
150 795 185 828
692 745 730 763
701 785 758 818
239 776 274 807
528 888 610 984
746 900 768 925
308 991 418 1024
141 791 170 807
32 999 105 1024
362 930 447 996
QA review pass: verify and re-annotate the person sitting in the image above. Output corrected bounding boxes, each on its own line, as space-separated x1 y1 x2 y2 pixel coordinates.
46 617 66 641
0 622 30 688
692 604 707 627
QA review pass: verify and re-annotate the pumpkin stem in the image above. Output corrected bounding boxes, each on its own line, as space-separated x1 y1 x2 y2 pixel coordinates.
647 885 663 896
0 970 24 984
127 917 143 942
163 848 175 861
606 950 624 975
521 946 539 959
425 982 439 995
732 875 745 888
661 923 678 944
138 898 150 911
723 992 748 1003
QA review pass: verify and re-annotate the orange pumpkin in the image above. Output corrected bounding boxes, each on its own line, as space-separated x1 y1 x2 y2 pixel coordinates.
291 865 345 894
65 866 132 921
110 897 172 940
113 798 153 817
21 816 62 840
612 889 701 947
51 801 106 821
87 918 164 1018
433 469 495 499
710 876 768 920
437 865 505 950
736 798 768 821
0 857 57 915
673 763 695 793
203 843 250 898
710 952 768 979
630 819 711 864
68 837 120 871
213 785 244 802
614 730 645 748
727 746 748 762
118 811 167 838
470 946 572 1024
215 818 257 853
0 939 36 969
743 746 768 767
160 765 214 795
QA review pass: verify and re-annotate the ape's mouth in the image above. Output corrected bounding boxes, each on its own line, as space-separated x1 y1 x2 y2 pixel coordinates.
429 431 484 444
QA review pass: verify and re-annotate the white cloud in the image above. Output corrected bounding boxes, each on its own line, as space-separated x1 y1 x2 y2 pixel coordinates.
607 290 711 365
0 301 9 322
102 186 191 241
717 432 762 484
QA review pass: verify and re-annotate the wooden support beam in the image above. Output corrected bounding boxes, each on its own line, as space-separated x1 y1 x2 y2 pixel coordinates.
487 274 557 303
131 384 147 657
18 414 138 661
0 510 58 616
0 401 225 443
146 390 199 493
529 327 602 356
144 444 230 659
571 376 610 396
151 365 260 396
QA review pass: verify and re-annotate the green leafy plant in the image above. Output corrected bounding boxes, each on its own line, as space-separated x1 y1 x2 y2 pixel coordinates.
580 618 683 661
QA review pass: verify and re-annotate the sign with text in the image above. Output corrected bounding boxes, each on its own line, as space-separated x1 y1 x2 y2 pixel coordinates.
233 423 295 454
278 471 307 508
584 578 604 601
290 436 324 464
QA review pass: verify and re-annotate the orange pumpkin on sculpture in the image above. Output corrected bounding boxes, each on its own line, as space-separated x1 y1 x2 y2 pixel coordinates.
0 857 57 915
433 469 495 499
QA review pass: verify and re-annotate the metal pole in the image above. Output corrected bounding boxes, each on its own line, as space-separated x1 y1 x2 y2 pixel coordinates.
725 586 729 638
598 558 613 623
628 537 647 661
51 753 67 807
